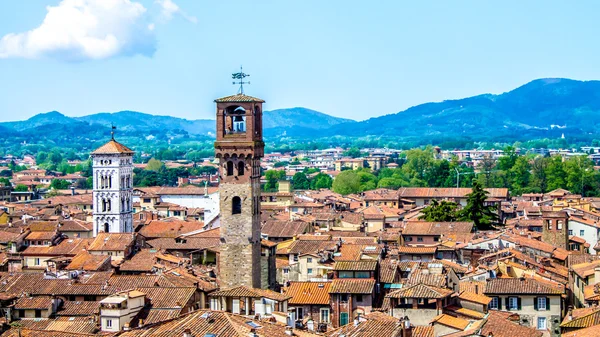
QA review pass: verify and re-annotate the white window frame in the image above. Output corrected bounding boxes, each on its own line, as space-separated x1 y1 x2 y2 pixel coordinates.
307 257 313 263
307 268 313 275
106 319 112 328
537 317 547 330
508 297 518 310
537 297 547 311
580 229 585 236
490 297 499 309
320 308 330 323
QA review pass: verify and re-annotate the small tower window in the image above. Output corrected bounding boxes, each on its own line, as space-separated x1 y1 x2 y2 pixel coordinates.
232 196 242 215
103 223 109 233
226 161 234 176
238 161 245 176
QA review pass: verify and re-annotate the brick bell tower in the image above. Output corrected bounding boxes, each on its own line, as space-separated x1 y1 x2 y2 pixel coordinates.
214 78 265 289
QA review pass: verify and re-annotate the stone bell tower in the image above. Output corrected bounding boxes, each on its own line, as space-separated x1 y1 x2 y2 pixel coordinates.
214 87 265 289
91 132 134 236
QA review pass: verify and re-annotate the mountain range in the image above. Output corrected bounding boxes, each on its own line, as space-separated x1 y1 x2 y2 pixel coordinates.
1 78 600 150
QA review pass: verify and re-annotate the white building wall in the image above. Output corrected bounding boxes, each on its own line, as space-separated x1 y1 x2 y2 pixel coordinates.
568 220 600 255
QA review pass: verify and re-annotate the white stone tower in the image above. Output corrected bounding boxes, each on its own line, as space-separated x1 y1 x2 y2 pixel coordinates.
91 134 134 236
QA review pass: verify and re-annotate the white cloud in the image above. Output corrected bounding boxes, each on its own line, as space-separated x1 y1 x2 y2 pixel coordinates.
0 0 156 61
156 0 197 24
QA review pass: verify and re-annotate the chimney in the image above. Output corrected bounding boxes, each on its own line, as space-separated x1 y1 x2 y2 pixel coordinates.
182 328 193 337
284 326 294 336
123 323 131 331
71 187 75 196
400 316 412 337
567 306 573 321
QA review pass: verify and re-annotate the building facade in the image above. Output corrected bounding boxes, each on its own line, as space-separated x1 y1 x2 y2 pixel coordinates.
215 93 265 289
91 138 134 236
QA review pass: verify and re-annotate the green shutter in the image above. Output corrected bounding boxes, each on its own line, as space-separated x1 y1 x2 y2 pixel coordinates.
546 297 550 310
534 297 538 311
517 297 522 310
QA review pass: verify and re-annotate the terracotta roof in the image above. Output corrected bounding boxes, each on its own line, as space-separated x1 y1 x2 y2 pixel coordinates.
432 314 470 330
140 220 205 239
397 187 508 199
379 260 399 284
480 311 542 337
88 232 134 251
214 93 265 103
118 309 293 337
397 246 437 254
458 291 491 305
119 249 159 272
485 278 563 295
386 283 453 299
209 285 290 301
327 311 403 337
14 296 53 309
412 326 434 337
25 231 56 241
261 220 310 238
91 139 134 154
22 238 92 257
563 325 600 337
285 282 331 305
146 237 220 250
334 260 377 271
403 221 473 235
560 308 600 328
65 251 110 271
459 281 486 294
56 301 100 316
329 278 376 294
454 307 485 319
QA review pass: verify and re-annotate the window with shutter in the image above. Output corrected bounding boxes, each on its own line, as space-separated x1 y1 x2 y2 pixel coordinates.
537 297 547 311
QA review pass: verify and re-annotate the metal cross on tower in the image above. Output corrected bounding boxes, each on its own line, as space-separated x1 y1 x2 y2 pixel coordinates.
111 125 116 140
232 66 250 94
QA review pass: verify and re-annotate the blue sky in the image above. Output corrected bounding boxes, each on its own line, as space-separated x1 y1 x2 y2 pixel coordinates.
0 1 598 122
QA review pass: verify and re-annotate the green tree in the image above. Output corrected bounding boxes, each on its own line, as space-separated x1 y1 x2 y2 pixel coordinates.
458 181 499 230
419 200 459 222
14 184 28 192
529 156 548 192
332 170 361 195
545 155 567 191
509 156 531 194
264 170 286 192
357 170 377 191
145 158 164 171
50 179 71 190
273 161 288 168
292 172 310 190
310 172 333 190
343 147 363 158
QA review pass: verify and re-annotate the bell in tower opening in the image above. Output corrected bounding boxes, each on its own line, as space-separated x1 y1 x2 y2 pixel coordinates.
214 71 266 289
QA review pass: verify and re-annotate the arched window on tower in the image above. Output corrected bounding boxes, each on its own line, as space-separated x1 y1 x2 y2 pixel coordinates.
238 161 245 176
107 199 111 212
103 223 109 233
121 197 125 210
108 175 112 188
102 199 106 212
226 161 234 176
232 196 242 215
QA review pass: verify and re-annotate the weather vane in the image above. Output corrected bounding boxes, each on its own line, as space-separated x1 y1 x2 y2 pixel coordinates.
111 125 116 140
232 66 250 94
